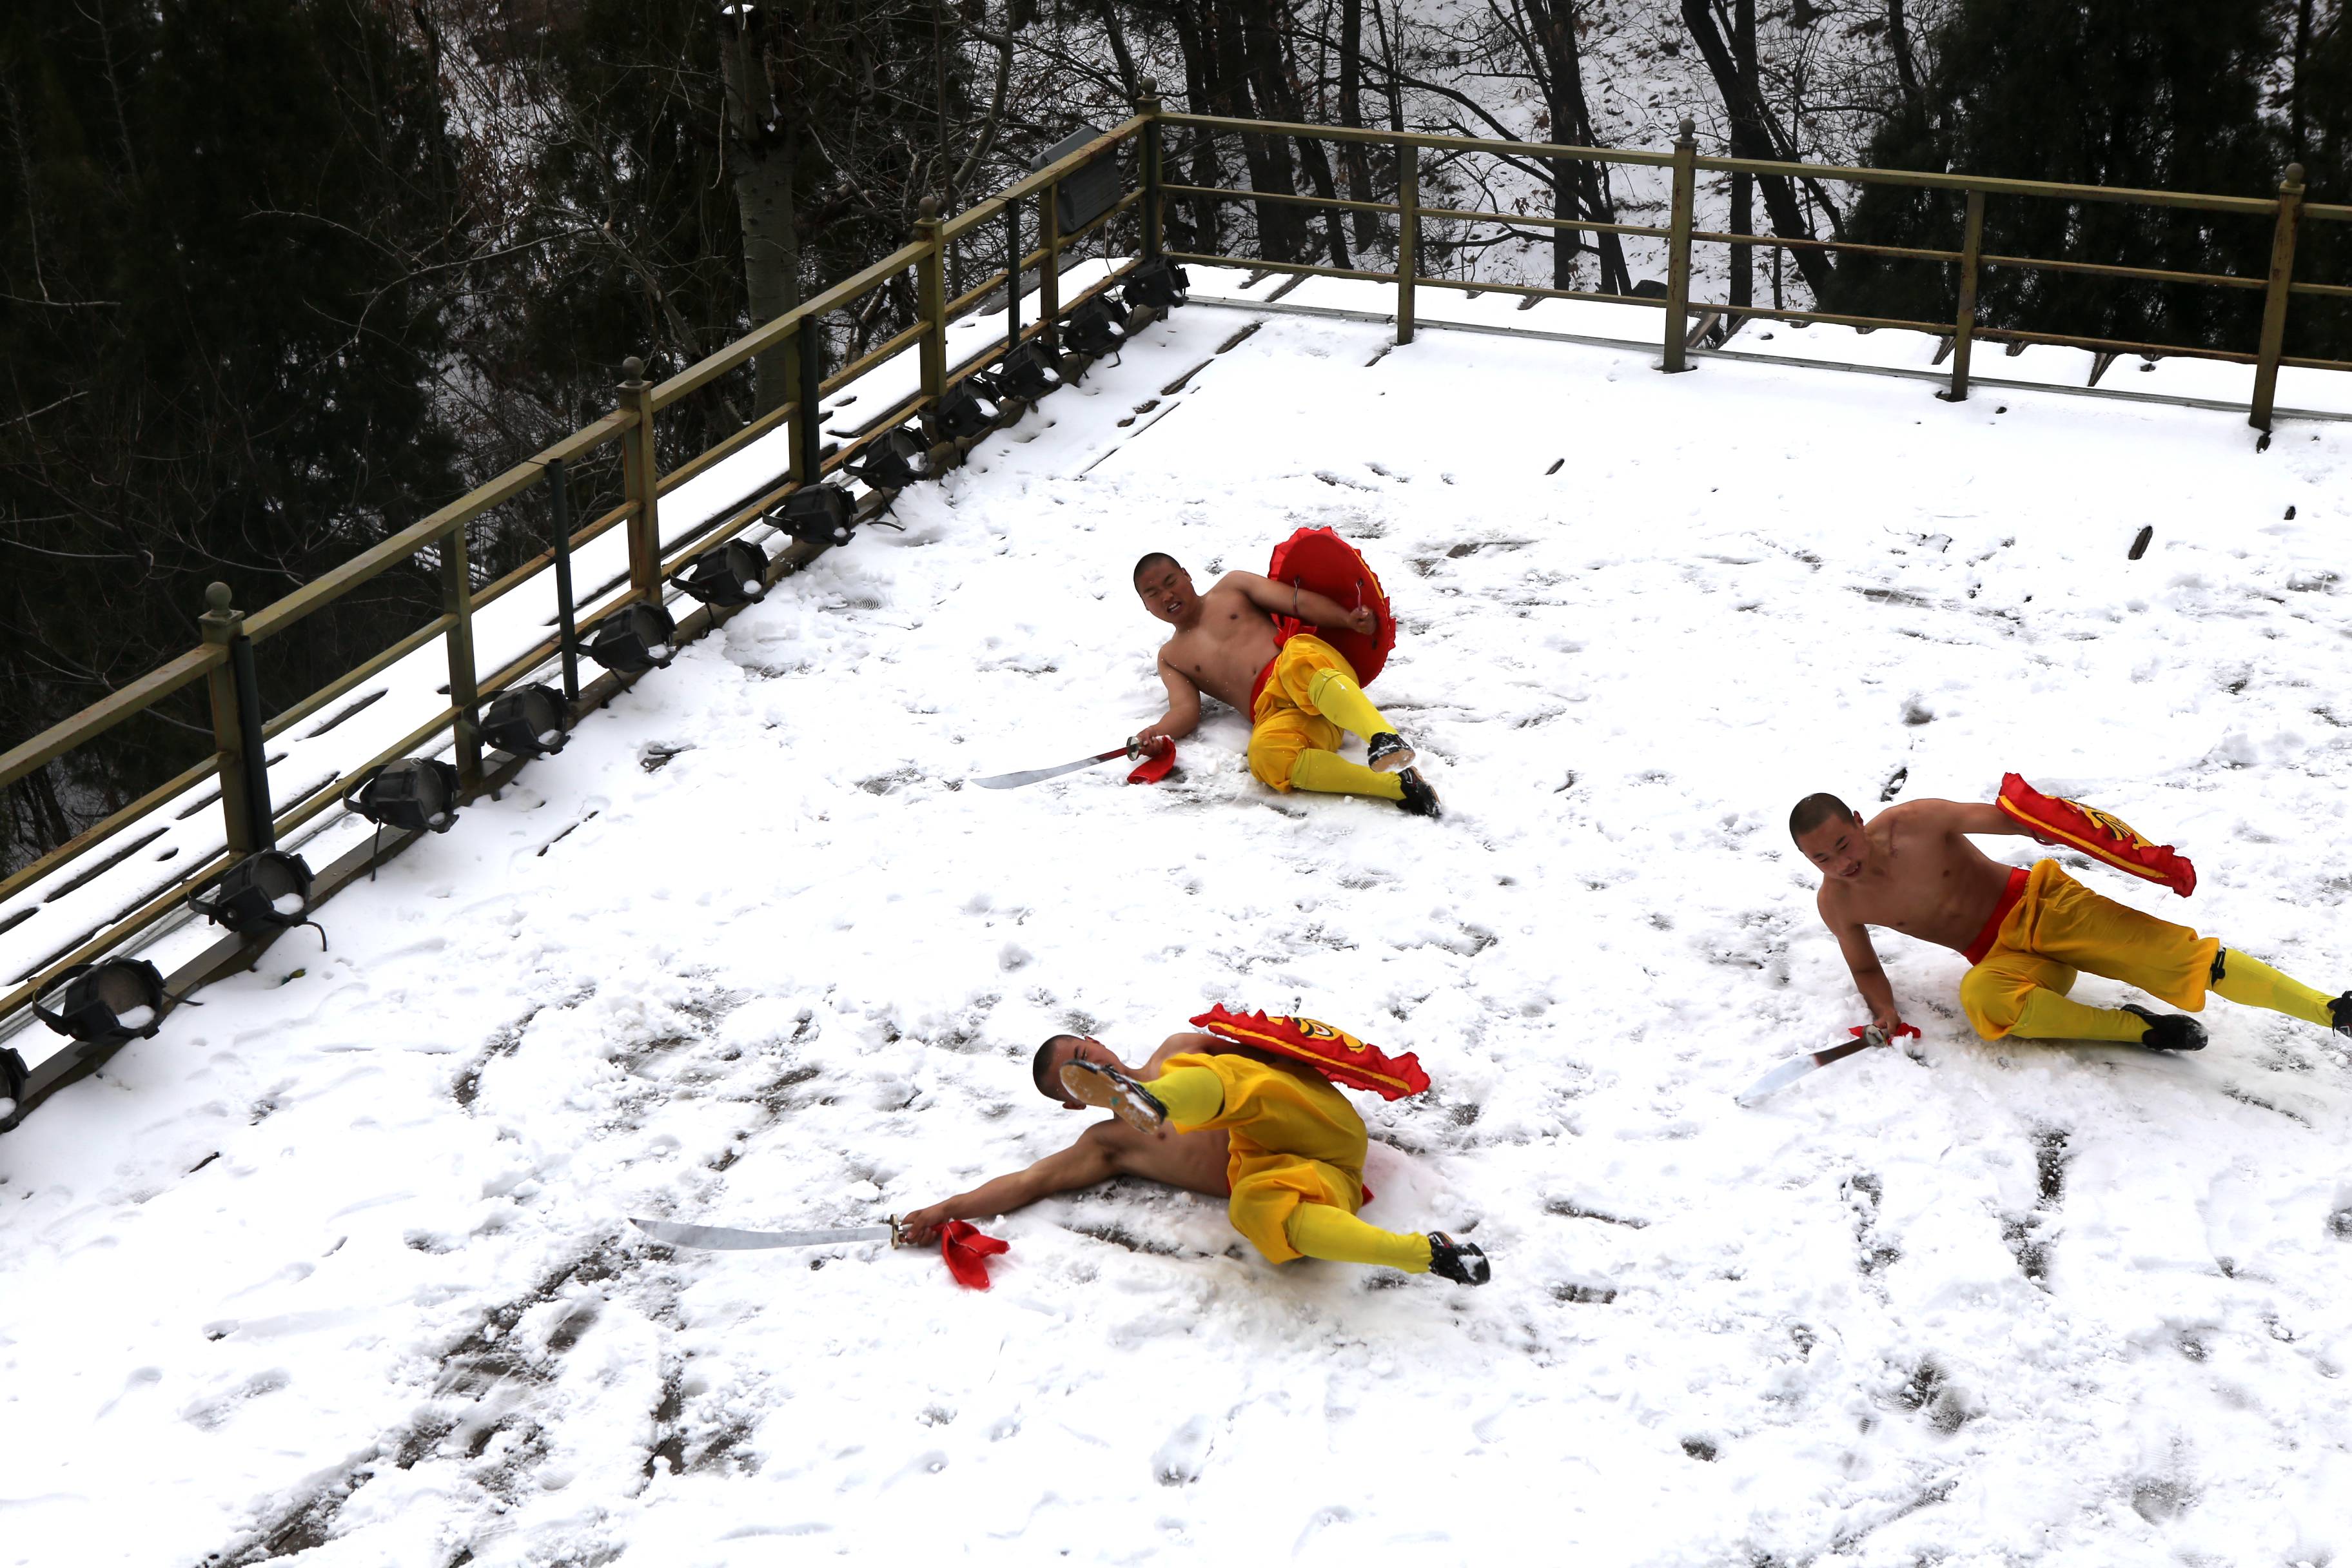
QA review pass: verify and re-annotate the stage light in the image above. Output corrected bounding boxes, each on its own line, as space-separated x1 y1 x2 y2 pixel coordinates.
1064 297 1127 357
344 757 462 834
480 683 569 758
675 540 770 607
1035 124 1119 233
33 958 168 1046
847 427 932 492
586 603 677 674
0 1044 24 1122
186 850 322 943
1123 258 1190 312
995 341 1063 400
935 378 1001 442
779 484 855 547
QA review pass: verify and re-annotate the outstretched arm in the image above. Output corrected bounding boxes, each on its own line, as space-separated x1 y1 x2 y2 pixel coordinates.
1136 652 1202 747
1230 571 1377 636
899 1126 1121 1245
1825 899 1907 1037
1909 798 2024 838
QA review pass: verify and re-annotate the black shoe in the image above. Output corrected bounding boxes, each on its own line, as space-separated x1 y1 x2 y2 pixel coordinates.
1395 767 1441 819
2330 992 2352 1041
1426 1231 1490 1286
2123 1004 2206 1051
1059 1059 1168 1130
1366 732 1415 772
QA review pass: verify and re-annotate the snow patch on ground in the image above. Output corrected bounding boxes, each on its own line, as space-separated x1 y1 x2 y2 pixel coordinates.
3 301 2351 1565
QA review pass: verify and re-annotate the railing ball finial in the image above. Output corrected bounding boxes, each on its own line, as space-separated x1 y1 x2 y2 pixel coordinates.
1677 116 1696 144
621 355 646 383
1138 75 1159 104
205 582 233 614
918 195 939 222
2285 162 2306 188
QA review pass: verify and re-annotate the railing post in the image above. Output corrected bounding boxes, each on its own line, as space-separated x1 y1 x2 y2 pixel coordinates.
916 198 947 403
1946 189 1986 402
548 458 580 703
1006 193 1023 350
796 316 825 483
442 522 482 791
1139 78 1164 260
199 583 271 856
618 355 661 597
2251 161 2306 433
1396 146 1418 346
1040 179 1063 353
1662 118 1696 373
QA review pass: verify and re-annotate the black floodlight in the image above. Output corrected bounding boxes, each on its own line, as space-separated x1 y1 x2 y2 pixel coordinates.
587 602 677 674
936 378 1002 442
1122 258 1191 313
996 341 1064 400
1064 296 1128 357
780 483 856 547
1 1044 26 1121
34 958 168 1046
344 757 462 834
186 849 320 942
481 683 570 758
675 540 770 608
1035 124 1120 233
847 427 932 492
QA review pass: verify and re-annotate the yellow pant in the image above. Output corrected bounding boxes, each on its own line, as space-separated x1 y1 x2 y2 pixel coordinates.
1246 636 1393 793
1161 1052 1366 1263
1959 859 2219 1040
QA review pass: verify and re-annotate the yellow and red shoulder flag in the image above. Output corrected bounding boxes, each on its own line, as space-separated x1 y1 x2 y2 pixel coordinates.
1995 773 2197 897
1266 527 1396 687
1190 1006 1431 1100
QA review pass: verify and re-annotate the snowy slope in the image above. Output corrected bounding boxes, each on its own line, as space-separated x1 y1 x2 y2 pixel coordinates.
4 291 2351 1567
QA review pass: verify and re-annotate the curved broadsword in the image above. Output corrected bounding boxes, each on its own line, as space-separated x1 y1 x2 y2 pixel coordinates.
631 1216 903 1251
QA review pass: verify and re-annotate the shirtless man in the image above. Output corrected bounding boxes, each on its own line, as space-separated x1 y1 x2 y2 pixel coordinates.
1130 553 1439 816
898 1027 1489 1285
1791 791 2351 1050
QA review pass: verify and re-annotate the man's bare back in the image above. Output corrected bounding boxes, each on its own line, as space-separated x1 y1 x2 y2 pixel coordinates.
897 1033 1334 1242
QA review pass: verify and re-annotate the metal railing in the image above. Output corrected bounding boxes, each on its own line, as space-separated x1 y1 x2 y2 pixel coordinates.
6 90 2347 1116
1156 112 2350 422
0 116 1153 1104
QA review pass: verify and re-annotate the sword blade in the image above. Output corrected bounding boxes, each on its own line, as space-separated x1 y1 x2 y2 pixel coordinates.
974 745 1128 790
631 1218 896 1251
1736 1029 1884 1107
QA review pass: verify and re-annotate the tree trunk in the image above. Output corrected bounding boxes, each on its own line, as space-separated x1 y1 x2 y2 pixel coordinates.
1209 1 1307 260
1338 0 1378 248
1730 0 1754 309
1171 1 1225 253
723 12 799 418
1680 0 1835 296
1242 0 1348 267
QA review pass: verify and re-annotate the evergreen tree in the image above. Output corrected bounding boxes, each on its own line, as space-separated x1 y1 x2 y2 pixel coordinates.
1827 0 2287 357
1 0 466 870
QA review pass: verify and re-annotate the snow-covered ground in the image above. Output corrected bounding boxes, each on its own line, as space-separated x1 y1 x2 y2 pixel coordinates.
5 280 2352 1567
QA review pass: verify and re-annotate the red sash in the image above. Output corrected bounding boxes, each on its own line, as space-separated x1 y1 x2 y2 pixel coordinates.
1190 1006 1431 1101
1963 865 2031 966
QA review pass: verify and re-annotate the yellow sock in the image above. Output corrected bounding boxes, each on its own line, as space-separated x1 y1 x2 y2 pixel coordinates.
2012 988 2154 1043
1304 669 1393 743
2211 950 2336 1028
1139 1066 1224 1128
1284 1203 1432 1273
1288 749 1405 800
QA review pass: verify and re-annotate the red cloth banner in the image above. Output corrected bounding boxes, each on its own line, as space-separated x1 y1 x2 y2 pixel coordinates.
940 1220 1009 1289
1190 1006 1431 1101
1995 773 2197 897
